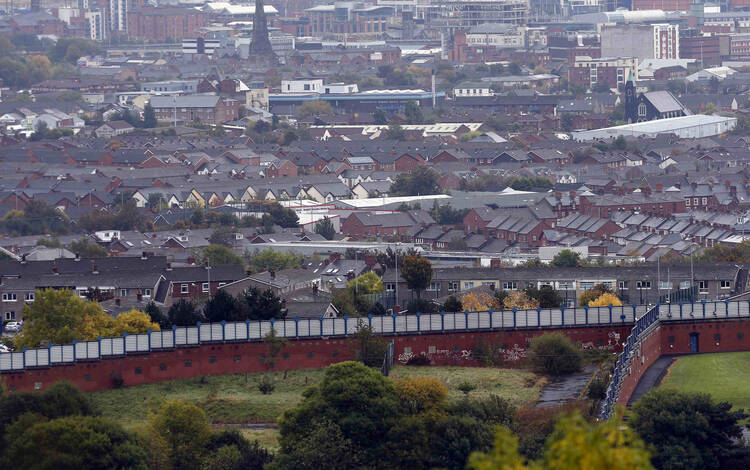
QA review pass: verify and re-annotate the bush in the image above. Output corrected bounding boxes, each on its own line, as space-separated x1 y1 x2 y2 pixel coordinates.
258 375 275 395
527 332 583 376
457 381 477 395
406 298 438 314
405 353 431 366
586 378 607 400
450 395 515 427
472 339 503 366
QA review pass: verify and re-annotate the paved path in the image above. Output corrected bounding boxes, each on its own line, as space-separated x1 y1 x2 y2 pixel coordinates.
627 356 675 406
536 365 598 408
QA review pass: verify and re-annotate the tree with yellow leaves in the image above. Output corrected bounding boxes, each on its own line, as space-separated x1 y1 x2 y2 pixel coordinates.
503 291 540 310
461 292 500 312
111 309 161 335
467 409 653 470
393 376 448 414
588 292 623 307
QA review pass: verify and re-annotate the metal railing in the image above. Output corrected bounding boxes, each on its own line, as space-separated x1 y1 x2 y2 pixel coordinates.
3 299 750 375
0 304 647 373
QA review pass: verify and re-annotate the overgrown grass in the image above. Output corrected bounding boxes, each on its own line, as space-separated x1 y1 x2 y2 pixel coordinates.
91 366 544 429
660 352 750 417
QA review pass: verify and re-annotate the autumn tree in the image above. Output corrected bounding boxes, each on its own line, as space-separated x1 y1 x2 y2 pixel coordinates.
146 400 212 470
578 283 613 306
393 377 448 414
400 255 432 299
588 292 623 307
461 292 500 312
503 291 540 310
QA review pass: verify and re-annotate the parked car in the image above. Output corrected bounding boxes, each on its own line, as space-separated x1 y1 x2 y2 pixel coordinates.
3 321 21 333
0 343 9 353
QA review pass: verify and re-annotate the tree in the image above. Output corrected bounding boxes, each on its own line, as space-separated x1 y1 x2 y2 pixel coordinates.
241 287 283 320
200 244 244 266
705 102 716 115
274 361 400 467
404 101 423 124
561 114 575 132
346 271 383 295
374 108 388 124
314 217 335 240
503 291 539 310
524 286 563 309
551 249 581 267
30 120 49 141
14 289 113 348
168 299 204 326
352 322 388 367
111 309 161 335
443 295 463 312
578 283 613 306
204 429 272 470
461 292 500 312
246 248 301 273
588 292 623 307
297 101 333 118
390 166 442 196
332 288 357 317
145 301 170 328
147 400 212 470
69 238 109 258
385 122 406 141
527 333 582 376
203 289 243 323
3 416 149 470
630 389 750 470
143 103 157 128
393 377 448 414
208 227 236 247
400 255 432 299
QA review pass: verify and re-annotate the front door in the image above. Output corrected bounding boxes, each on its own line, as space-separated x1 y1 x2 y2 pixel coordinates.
689 332 700 353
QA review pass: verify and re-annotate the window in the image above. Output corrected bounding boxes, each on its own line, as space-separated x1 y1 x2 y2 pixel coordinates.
385 283 396 292
464 282 475 290
680 281 691 289
482 282 495 287
579 281 595 290
638 103 647 117
720 280 731 289
303 84 310 91
24 292 34 302
659 281 671 290
618 281 629 290
120 289 128 298
448 281 459 291
558 281 575 290
143 289 151 298
636 281 651 289
4 311 14 320
698 280 708 292
427 282 440 291
686 198 690 206
693 197 699 205
502 281 518 290
180 284 189 294
702 197 707 205
2 293 17 301
202 282 209 293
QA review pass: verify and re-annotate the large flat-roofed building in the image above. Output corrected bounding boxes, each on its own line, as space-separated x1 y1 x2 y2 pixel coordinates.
600 23 679 61
428 0 528 32
572 115 737 141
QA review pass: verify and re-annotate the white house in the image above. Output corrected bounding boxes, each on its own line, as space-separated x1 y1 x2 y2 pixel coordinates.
453 82 493 98
281 78 324 93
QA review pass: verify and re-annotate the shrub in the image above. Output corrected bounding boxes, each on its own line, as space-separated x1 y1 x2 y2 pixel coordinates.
393 376 448 413
450 395 515 427
457 381 477 395
406 298 438 314
527 332 583 376
472 339 503 366
588 292 623 307
586 378 607 400
258 375 275 395
443 295 462 312
405 353 431 366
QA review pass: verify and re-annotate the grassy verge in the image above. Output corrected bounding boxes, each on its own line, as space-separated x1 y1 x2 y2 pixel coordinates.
92 366 543 427
660 351 750 416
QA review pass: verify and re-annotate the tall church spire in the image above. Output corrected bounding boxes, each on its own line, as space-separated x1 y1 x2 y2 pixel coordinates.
249 0 274 58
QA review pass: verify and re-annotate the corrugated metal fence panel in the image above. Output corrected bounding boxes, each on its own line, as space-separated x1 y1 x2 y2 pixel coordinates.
395 315 408 333
75 342 87 360
333 318 346 335
136 334 149 352
369 316 383 333
111 337 125 355
86 341 99 359
10 352 23 370
185 327 199 345
0 353 11 371
125 335 137 353
24 349 37 367
224 323 237 341
161 331 174 349
248 321 261 339
297 319 310 337
547 308 562 326
320 318 333 336
150 331 163 349
477 311 491 329
309 319 322 337
466 312 479 330
443 313 456 330
175 327 187 346
259 321 272 338
199 324 212 342
428 313 442 331
49 345 63 363
280 320 296 337
210 323 223 342
380 316 394 334
404 315 417 332
32 348 49 367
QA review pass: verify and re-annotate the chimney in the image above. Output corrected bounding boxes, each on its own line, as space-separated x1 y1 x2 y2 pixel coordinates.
141 251 148 260
569 190 576 198
166 262 172 271
655 183 663 192
74 253 80 261
52 263 59 275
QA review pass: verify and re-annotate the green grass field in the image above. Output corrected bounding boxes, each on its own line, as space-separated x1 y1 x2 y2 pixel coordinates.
90 365 544 430
660 352 750 413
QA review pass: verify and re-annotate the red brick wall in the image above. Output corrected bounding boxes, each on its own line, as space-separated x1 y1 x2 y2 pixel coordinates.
1 325 632 394
616 325 662 407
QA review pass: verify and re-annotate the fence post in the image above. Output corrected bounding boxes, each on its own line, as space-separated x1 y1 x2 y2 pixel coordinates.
392 313 397 332
72 340 77 360
536 307 541 327
416 312 421 331
244 319 250 340
725 299 730 316
21 347 26 368
367 313 373 330
440 311 445 331
147 330 152 351
513 308 517 329
295 317 299 338
344 315 349 335
561 305 565 326
319 317 324 336
489 308 494 329
98 336 102 357
679 302 683 319
221 320 226 342
608 304 613 324
584 306 589 324
464 310 470 330
270 318 276 338
702 299 707 318
196 322 201 343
